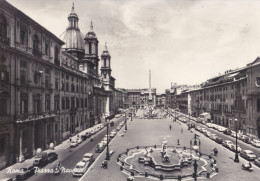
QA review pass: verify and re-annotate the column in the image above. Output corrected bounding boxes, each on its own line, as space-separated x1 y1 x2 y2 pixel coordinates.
106 96 110 116
19 128 24 162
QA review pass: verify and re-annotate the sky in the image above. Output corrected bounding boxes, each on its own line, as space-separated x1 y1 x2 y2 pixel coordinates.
7 0 260 93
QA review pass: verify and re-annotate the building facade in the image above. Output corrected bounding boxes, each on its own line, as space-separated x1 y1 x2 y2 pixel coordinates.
0 1 124 170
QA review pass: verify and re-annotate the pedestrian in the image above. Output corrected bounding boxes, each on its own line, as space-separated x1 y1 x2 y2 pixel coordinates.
177 139 180 145
181 128 183 134
169 124 172 130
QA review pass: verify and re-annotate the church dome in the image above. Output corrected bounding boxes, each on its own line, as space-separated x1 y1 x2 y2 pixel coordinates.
60 29 84 51
60 3 84 52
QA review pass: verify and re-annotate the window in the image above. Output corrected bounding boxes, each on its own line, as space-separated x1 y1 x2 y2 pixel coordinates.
0 14 7 39
66 97 70 109
0 138 5 154
66 82 69 91
88 42 92 54
85 98 88 108
257 99 260 112
45 68 50 88
71 83 74 92
20 93 28 114
104 58 106 67
0 98 7 115
55 78 59 90
62 97 65 110
66 117 69 131
55 47 59 61
45 43 49 55
20 29 26 45
61 118 64 133
20 60 27 84
45 95 50 111
54 95 59 111
33 94 41 113
0 55 9 82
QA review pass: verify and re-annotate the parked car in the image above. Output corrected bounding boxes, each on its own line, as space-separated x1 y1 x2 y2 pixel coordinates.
195 126 201 132
255 157 260 167
222 140 234 149
231 131 236 138
110 131 117 138
110 121 115 126
16 165 36 180
33 152 48 167
82 153 95 164
216 137 223 144
240 150 256 161
210 134 218 141
76 137 83 144
116 126 121 131
70 140 78 147
251 139 260 148
73 161 88 177
240 135 250 143
90 129 95 135
229 144 242 152
85 132 91 138
223 129 232 135
103 135 110 142
206 123 213 128
115 114 121 118
47 152 58 163
217 126 226 132
201 128 207 134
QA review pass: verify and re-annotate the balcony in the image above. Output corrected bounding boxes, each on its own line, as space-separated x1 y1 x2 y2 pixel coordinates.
32 49 42 57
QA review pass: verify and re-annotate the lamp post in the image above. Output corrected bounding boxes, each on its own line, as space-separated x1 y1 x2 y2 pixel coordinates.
125 112 127 130
106 117 110 160
190 134 201 181
234 118 239 163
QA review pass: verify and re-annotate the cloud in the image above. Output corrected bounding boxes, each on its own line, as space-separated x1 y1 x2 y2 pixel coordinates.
7 0 260 92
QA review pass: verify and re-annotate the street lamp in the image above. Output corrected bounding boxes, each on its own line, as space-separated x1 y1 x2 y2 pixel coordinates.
125 112 127 131
234 118 239 163
105 117 110 160
190 134 201 181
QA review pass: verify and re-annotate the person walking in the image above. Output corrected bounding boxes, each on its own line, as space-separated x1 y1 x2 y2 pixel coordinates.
169 124 172 130
181 128 183 134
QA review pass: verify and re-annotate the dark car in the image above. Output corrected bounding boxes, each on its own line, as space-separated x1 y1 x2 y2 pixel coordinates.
85 132 91 138
110 121 114 126
216 137 223 144
223 129 232 135
255 157 260 167
33 152 48 167
47 152 58 163
16 165 36 180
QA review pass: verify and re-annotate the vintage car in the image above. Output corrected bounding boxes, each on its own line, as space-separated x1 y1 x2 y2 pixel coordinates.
251 139 260 148
47 152 58 163
73 161 88 177
95 143 105 153
240 150 256 161
82 153 95 164
33 152 48 167
229 144 242 152
215 137 223 144
254 157 260 167
222 140 234 149
70 140 78 147
16 165 36 180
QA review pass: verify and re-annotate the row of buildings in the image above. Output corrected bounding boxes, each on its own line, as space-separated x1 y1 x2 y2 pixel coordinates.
167 60 260 140
0 0 129 170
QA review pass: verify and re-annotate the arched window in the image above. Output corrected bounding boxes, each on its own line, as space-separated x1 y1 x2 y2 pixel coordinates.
0 14 7 40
